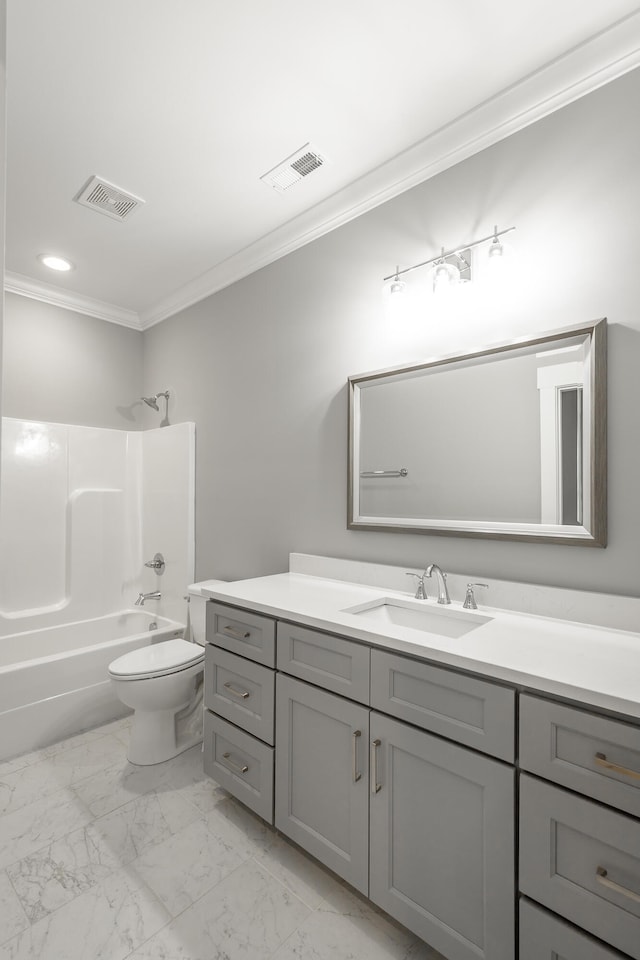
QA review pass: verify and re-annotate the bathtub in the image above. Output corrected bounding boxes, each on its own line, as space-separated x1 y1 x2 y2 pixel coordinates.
0 610 185 761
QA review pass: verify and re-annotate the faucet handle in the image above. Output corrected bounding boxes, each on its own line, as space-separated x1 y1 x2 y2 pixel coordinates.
406 571 428 600
144 552 165 574
463 582 489 610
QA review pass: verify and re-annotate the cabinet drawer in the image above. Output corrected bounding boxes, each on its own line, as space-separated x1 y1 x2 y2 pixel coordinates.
205 646 275 744
520 899 628 960
520 695 640 816
207 602 276 667
276 623 370 704
520 774 640 959
370 649 514 760
203 712 274 823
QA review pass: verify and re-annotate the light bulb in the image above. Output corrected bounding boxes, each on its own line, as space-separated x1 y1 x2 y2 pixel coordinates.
382 266 407 299
382 270 410 321
432 260 460 295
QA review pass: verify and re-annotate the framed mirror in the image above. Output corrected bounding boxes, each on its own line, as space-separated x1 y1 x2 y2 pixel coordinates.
348 319 606 545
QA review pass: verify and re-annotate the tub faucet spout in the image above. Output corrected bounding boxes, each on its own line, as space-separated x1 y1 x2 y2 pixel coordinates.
135 591 161 606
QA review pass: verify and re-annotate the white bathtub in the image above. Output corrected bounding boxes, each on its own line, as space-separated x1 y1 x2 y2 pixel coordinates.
0 611 185 761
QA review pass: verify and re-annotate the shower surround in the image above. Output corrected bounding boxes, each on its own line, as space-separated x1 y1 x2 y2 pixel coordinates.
0 418 195 759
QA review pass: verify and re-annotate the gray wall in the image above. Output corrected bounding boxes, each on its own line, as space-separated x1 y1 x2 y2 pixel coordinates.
2 293 144 430
144 68 640 597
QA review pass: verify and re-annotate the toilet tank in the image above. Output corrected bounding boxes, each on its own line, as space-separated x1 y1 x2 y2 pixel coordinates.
187 580 228 646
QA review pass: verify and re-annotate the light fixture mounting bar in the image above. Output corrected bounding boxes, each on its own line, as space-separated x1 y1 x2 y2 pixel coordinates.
383 226 515 282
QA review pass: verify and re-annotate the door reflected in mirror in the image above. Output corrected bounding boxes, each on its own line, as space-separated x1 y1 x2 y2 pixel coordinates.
348 319 606 545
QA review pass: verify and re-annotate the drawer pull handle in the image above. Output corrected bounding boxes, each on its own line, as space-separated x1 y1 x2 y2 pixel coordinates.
222 751 249 775
371 738 382 794
222 625 251 640
352 730 362 783
594 752 640 781
596 866 640 904
223 681 250 700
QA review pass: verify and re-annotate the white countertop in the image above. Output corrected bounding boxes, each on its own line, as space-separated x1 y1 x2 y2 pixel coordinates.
203 572 640 721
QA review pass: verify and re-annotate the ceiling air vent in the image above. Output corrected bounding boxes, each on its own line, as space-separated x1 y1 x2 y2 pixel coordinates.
73 176 145 222
260 143 328 194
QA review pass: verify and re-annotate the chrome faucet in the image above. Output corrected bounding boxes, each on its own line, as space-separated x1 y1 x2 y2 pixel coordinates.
135 591 161 606
425 564 451 605
463 582 489 610
406 570 428 600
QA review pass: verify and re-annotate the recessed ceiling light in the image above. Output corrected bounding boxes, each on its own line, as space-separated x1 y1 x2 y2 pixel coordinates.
38 254 74 272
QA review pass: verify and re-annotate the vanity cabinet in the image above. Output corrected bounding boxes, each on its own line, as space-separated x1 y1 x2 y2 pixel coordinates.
274 672 370 893
204 601 528 960
519 694 640 960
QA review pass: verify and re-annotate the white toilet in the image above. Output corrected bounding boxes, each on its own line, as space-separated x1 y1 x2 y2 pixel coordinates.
108 580 224 765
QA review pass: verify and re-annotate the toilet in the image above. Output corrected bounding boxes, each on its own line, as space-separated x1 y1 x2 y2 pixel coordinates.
108 580 225 765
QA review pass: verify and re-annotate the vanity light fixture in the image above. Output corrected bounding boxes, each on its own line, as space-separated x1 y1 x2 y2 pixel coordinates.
38 253 74 272
383 225 514 298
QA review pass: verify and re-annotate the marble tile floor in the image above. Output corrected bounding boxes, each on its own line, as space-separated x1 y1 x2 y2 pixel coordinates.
0 717 444 960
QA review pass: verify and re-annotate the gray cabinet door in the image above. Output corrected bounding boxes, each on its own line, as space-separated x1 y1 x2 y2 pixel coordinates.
275 673 370 894
369 712 515 960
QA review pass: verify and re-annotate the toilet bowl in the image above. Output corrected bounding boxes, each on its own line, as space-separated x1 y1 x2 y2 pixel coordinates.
108 581 227 765
109 638 204 765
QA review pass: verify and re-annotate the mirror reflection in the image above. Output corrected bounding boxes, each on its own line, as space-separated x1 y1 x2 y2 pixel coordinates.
348 320 606 545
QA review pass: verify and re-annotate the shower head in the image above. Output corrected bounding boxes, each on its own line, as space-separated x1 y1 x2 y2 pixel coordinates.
141 390 170 412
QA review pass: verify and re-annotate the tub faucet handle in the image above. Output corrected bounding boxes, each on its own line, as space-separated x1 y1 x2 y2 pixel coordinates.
463 583 489 610
144 553 165 574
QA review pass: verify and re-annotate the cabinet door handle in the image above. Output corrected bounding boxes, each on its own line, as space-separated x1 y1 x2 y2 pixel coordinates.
596 866 640 904
594 752 640 781
222 624 251 640
352 730 362 783
222 751 249 774
223 681 251 700
371 738 382 794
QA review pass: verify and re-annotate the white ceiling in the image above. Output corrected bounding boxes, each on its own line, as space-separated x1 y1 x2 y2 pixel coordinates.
5 1 640 330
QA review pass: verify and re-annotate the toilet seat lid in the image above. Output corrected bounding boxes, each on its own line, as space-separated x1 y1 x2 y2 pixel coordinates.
109 638 204 680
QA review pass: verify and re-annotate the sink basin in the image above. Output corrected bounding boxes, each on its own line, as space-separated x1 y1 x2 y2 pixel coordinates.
344 598 492 639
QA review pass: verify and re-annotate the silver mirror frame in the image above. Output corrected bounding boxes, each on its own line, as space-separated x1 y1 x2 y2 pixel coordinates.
348 318 607 546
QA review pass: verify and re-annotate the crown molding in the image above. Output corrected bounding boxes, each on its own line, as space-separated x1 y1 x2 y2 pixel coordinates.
140 10 640 330
4 271 142 330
